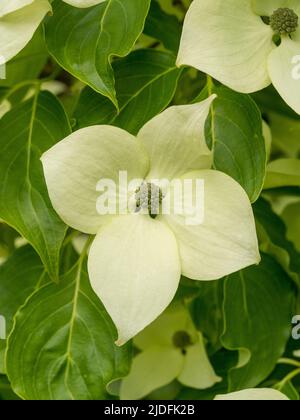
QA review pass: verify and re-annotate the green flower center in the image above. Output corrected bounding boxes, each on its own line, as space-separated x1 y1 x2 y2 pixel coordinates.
135 182 164 219
172 331 193 352
270 8 298 34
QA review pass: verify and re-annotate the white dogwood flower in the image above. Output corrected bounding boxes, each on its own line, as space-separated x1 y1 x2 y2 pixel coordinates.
120 304 221 400
63 0 105 7
41 97 260 345
215 388 289 400
0 0 51 64
177 0 300 114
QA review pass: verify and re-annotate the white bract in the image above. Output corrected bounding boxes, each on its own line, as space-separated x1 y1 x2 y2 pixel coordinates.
120 304 221 400
41 97 260 345
0 100 11 119
0 0 51 64
177 0 300 114
63 0 105 7
215 388 289 400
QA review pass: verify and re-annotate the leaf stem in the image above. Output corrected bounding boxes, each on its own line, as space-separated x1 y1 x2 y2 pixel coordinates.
278 358 300 368
78 235 94 264
277 368 300 390
207 75 214 96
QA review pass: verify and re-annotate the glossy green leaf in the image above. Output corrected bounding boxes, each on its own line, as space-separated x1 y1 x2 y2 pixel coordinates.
221 254 294 391
73 49 182 134
6 259 131 400
0 245 47 374
254 198 300 286
45 0 151 107
0 246 47 334
199 85 266 202
275 381 300 401
0 376 20 400
144 1 182 53
282 201 300 252
264 159 300 189
189 281 224 353
0 91 70 279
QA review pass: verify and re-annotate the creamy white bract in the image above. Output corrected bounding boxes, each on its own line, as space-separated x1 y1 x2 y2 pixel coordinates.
0 0 51 64
63 0 106 6
120 304 221 400
41 97 260 345
215 388 289 400
178 0 300 114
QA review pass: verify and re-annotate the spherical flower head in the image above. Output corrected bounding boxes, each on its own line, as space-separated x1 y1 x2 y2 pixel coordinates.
270 8 298 35
135 182 164 219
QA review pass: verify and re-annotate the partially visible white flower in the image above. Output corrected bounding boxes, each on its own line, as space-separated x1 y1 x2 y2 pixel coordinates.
41 81 67 96
63 0 106 7
294 350 300 358
0 0 51 64
215 388 289 400
0 99 11 119
24 81 67 102
177 0 300 114
120 304 221 400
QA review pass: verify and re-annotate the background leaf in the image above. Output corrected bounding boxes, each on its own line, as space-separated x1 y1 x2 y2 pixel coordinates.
0 245 47 374
254 198 300 286
45 0 151 107
74 49 182 134
144 1 182 53
199 85 267 202
221 253 294 391
0 91 70 279
6 259 131 400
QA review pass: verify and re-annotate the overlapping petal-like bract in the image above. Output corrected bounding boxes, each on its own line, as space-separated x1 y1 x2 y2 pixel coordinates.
178 0 300 114
42 98 260 344
63 0 106 7
0 0 51 63
120 306 221 399
215 388 289 400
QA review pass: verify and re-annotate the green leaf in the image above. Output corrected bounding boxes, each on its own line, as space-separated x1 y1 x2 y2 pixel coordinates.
0 246 47 334
264 159 300 189
189 280 224 353
252 85 300 121
45 0 151 108
0 28 48 88
254 197 300 286
0 376 20 400
0 91 70 279
0 224 18 260
266 112 300 159
199 85 266 202
275 381 300 400
282 201 300 252
221 253 294 391
0 245 47 374
74 49 182 134
144 1 182 53
6 259 131 400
